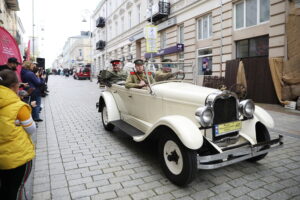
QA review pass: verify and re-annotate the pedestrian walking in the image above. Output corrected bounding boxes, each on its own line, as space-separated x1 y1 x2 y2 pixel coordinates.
0 69 36 200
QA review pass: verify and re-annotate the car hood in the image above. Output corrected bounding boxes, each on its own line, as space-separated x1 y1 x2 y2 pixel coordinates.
151 82 219 105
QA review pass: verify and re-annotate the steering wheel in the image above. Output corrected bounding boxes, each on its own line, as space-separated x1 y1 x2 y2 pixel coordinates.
230 84 247 99
175 71 185 80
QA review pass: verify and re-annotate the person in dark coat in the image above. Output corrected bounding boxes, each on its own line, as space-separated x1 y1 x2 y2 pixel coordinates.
21 61 44 122
0 57 20 71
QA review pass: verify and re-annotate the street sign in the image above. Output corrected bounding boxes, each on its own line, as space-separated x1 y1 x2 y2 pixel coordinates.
145 25 157 53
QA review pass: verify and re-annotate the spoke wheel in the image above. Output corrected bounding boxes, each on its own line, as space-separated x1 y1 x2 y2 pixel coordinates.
101 104 114 131
158 133 197 186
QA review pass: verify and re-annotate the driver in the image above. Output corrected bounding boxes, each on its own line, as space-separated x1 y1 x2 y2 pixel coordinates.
125 59 155 89
155 59 184 82
98 59 127 87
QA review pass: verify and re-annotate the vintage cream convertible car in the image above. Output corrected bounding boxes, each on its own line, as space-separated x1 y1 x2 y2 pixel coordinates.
96 63 283 186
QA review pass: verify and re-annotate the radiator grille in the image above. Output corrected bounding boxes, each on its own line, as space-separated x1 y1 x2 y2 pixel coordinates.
213 96 237 125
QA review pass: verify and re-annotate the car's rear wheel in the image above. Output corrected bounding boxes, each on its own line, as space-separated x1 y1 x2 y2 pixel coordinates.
247 123 270 162
101 104 114 131
158 133 197 186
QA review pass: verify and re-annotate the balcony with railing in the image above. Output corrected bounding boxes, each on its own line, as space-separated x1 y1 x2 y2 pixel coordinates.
147 1 170 23
96 17 105 28
96 40 106 50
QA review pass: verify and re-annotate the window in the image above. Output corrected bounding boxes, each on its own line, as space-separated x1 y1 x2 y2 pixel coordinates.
115 50 118 58
121 47 124 56
121 17 124 33
115 21 118 37
197 14 212 40
137 4 141 24
178 25 184 44
109 1 112 15
160 31 167 49
128 44 132 54
235 0 270 29
236 35 269 58
109 25 112 40
197 48 213 75
128 11 132 29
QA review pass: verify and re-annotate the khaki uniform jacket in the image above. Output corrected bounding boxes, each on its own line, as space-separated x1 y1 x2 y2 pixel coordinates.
125 72 155 89
154 70 175 82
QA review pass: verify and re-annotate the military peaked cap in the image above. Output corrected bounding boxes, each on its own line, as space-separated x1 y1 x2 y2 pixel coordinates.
134 59 144 65
111 60 121 65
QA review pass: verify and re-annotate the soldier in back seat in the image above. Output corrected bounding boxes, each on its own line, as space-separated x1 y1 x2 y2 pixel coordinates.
98 60 128 87
125 59 155 89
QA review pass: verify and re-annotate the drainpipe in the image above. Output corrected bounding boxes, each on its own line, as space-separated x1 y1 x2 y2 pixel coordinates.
219 0 223 77
105 0 108 69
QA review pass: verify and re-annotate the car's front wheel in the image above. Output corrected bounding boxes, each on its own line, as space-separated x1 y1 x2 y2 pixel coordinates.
158 133 197 186
101 104 114 131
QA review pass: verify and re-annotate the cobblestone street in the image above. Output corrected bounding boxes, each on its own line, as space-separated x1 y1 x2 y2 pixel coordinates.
29 76 300 200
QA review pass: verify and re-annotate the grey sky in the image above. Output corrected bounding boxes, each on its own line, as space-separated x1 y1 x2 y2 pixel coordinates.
18 0 98 67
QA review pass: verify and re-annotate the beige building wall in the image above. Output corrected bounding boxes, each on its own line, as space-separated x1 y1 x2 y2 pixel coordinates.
0 0 19 39
92 0 290 82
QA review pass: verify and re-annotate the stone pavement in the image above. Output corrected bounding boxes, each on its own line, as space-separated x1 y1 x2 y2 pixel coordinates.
26 76 300 200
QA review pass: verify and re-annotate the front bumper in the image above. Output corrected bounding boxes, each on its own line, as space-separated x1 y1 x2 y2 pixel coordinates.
197 135 283 169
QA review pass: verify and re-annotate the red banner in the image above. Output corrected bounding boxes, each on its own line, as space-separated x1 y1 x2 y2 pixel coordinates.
0 27 22 80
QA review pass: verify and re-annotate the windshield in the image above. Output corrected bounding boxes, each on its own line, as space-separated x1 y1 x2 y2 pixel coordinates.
145 61 191 86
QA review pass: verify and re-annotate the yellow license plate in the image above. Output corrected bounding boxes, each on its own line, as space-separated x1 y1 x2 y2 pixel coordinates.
214 121 242 136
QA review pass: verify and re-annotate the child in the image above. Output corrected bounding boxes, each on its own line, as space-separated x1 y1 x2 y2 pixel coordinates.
0 69 36 200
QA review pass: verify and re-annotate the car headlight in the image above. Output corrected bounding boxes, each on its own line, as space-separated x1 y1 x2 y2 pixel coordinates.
195 106 214 127
239 99 255 118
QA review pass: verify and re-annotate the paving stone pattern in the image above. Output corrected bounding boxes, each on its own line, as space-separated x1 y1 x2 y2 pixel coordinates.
30 76 300 200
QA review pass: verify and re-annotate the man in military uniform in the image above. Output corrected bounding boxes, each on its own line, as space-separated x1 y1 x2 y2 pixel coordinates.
98 60 127 87
125 59 155 89
155 59 184 82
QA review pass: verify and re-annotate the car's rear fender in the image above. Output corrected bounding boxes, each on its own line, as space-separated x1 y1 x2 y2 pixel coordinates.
137 115 203 150
99 91 120 122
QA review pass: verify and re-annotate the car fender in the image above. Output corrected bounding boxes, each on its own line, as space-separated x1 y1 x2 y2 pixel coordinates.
253 105 274 129
99 91 120 122
137 115 203 150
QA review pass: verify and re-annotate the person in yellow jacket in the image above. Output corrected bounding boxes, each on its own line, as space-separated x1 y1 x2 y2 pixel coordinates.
0 69 36 200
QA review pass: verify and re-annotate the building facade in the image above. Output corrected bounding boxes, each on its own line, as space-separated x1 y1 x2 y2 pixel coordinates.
0 0 27 59
92 0 296 84
62 32 92 69
0 0 19 37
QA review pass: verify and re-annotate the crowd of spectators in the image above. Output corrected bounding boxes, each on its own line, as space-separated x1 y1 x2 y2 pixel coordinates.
0 57 49 199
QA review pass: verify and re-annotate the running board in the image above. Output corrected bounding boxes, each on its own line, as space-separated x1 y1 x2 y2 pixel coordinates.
111 120 145 137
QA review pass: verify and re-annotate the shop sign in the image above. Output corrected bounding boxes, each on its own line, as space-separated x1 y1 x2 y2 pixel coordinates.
144 43 184 58
145 25 158 53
